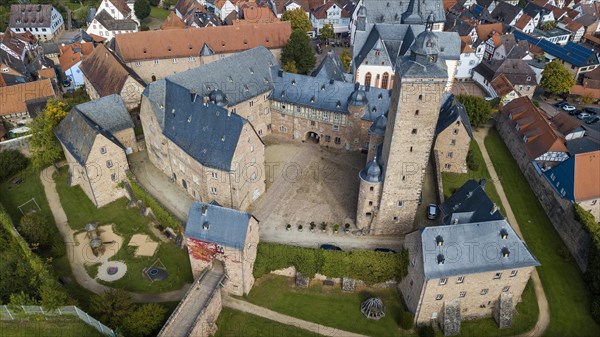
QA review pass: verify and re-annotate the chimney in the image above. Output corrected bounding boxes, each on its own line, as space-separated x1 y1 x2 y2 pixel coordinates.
278 69 283 77
452 218 459 225
201 204 208 216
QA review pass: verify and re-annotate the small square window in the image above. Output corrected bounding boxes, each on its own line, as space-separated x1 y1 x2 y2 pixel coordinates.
106 160 113 168
398 201 404 207
310 121 316 126
411 129 417 134
211 172 218 179
210 187 217 195
480 289 488 295
459 291 466 298
393 216 398 222
494 272 502 280
447 152 453 158
453 129 459 135
415 110 419 115
368 201 373 206
111 173 116 181
333 125 339 131
450 139 456 146
435 294 443 300
439 278 447 285
369 186 374 191
510 270 518 277
457 276 464 284
100 146 107 154
502 286 510 292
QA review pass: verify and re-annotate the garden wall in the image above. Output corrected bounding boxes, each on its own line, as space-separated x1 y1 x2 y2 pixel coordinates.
0 135 31 156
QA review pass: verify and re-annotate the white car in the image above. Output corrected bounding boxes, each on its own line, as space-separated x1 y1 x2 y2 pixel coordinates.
562 105 577 112
578 112 591 120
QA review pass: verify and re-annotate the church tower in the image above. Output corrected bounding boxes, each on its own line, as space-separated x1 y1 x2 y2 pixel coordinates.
356 24 449 235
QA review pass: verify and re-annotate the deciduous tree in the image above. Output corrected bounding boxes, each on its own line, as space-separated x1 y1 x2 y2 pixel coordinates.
18 213 54 249
281 30 316 75
457 95 492 127
320 23 334 41
122 303 167 337
340 49 351 72
281 8 313 32
29 99 70 170
134 0 151 21
540 60 575 96
91 288 134 329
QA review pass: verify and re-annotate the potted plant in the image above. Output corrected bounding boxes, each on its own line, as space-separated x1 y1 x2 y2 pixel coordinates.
310 222 316 232
334 224 340 233
344 223 350 233
320 222 327 233
298 224 303 232
286 224 291 231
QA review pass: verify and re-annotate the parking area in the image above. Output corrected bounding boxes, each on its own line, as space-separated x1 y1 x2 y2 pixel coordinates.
540 98 600 141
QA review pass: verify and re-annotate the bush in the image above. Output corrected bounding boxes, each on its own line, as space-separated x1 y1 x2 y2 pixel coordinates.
399 311 414 329
0 150 29 182
418 325 435 337
140 23 149 31
18 213 55 249
253 242 408 284
149 0 160 6
466 149 479 171
575 204 600 323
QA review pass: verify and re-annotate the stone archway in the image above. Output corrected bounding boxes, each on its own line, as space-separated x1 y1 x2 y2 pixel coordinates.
306 131 320 144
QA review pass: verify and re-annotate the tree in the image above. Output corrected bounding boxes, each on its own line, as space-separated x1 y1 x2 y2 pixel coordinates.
540 21 557 31
29 99 70 170
122 303 167 337
283 60 298 73
18 213 54 248
540 60 576 96
340 49 351 72
39 282 67 311
0 6 10 32
0 150 28 182
457 95 492 128
9 291 37 306
281 30 316 75
281 8 313 32
149 0 160 6
134 0 151 21
91 288 134 329
320 23 334 41
162 0 176 10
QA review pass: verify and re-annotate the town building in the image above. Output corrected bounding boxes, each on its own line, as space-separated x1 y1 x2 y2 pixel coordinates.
472 58 537 99
111 22 291 83
491 74 521 105
311 50 350 82
8 4 64 42
80 44 145 110
54 95 136 208
58 43 95 88
86 0 139 40
355 25 452 235
310 1 351 36
455 36 480 81
0 30 46 84
185 201 259 295
399 179 540 334
269 0 310 18
0 79 56 124
434 94 473 174
488 1 523 26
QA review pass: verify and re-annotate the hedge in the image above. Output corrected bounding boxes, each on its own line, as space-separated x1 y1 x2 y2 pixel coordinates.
575 204 600 323
127 174 182 232
0 150 29 182
253 242 409 284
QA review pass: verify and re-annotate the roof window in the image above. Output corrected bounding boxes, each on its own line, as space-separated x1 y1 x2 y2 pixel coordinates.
436 235 444 246
437 254 445 265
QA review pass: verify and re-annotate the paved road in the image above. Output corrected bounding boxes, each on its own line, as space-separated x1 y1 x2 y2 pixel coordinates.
41 165 190 303
158 262 225 337
537 96 600 142
473 128 549 337
223 295 369 337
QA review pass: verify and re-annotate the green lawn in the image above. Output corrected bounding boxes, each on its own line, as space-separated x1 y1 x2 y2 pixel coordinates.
150 6 171 20
243 275 410 337
441 140 506 215
215 307 323 337
53 168 193 293
0 319 104 337
0 166 53 223
52 255 98 312
484 128 600 336
458 280 538 337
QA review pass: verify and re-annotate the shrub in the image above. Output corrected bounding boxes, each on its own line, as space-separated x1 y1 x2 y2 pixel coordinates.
149 0 160 6
0 150 29 182
575 204 600 323
140 23 149 31
418 325 435 337
18 213 54 249
466 149 479 172
399 311 415 329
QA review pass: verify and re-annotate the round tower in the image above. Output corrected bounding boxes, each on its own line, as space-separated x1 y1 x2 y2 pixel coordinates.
356 158 383 231
367 113 386 162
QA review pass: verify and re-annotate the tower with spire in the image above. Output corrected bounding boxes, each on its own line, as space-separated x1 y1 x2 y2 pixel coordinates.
355 24 448 235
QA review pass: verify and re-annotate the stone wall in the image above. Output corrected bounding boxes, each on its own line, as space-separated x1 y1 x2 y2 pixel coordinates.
433 150 445 204
0 135 31 156
434 120 471 174
496 117 590 271
441 300 461 336
187 289 222 337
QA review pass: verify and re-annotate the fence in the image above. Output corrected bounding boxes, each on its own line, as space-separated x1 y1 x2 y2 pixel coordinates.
0 305 116 337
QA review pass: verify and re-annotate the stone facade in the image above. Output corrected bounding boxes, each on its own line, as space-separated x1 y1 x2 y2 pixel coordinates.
139 97 266 211
371 78 446 235
187 290 222 337
434 120 471 174
493 292 513 329
62 134 129 208
83 74 144 110
441 300 461 336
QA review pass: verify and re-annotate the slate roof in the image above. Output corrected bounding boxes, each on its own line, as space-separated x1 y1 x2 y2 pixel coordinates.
439 179 504 226
40 42 60 55
473 58 536 86
435 93 473 138
489 1 522 24
543 151 600 202
311 51 347 82
420 219 540 279
94 9 138 31
159 80 248 171
523 2 550 18
74 94 134 134
362 0 446 24
9 4 55 28
185 201 252 249
514 30 599 67
272 70 391 120
566 137 600 155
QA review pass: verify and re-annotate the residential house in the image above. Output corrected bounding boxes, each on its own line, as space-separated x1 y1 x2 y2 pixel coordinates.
206 0 238 21
112 22 291 83
80 44 145 109
491 34 531 61
571 66 600 99
0 79 56 124
543 151 600 221
489 1 522 25
185 201 259 295
548 113 586 140
524 1 555 27
455 36 480 81
54 95 136 208
86 0 139 40
434 94 473 173
310 1 351 36
174 0 222 27
58 43 95 87
515 14 536 34
491 74 520 104
8 4 64 42
399 179 540 331
514 30 600 80
558 16 585 42
0 30 45 84
269 0 310 18
530 26 572 45
573 2 600 35
93 0 139 23
474 23 504 60
497 96 569 170
473 58 537 98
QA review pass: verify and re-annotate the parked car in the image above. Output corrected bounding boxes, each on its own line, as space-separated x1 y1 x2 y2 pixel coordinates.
554 101 568 108
585 115 600 124
484 96 495 101
320 244 341 251
570 109 581 116
62 79 70 87
427 204 438 220
583 107 600 115
578 112 591 120
562 105 577 112
374 248 397 253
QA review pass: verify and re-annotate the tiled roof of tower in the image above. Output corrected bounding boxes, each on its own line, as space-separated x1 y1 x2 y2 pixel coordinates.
420 219 540 279
113 22 291 62
186 201 252 249
74 94 134 134
362 0 445 24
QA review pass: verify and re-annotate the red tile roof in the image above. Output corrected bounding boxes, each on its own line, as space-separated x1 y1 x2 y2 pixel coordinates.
58 43 95 72
491 74 516 97
0 79 56 117
161 12 187 30
574 151 600 201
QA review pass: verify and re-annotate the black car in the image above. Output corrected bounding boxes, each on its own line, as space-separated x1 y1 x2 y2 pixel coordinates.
583 107 600 115
586 115 600 124
554 101 568 108
320 244 341 251
571 109 581 116
374 248 397 253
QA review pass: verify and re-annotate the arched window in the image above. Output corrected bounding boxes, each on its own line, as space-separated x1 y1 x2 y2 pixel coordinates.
381 72 389 89
364 72 372 87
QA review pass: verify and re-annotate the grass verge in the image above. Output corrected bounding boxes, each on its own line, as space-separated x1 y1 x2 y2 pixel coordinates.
0 319 104 337
215 307 324 337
